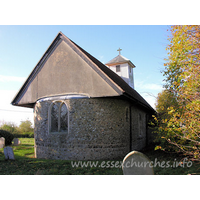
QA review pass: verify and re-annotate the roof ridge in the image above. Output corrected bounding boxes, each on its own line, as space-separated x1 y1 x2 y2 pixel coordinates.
11 33 63 105
11 32 154 112
60 34 124 94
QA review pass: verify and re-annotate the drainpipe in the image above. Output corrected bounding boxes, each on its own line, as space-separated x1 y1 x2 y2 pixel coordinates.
129 106 132 151
146 114 149 147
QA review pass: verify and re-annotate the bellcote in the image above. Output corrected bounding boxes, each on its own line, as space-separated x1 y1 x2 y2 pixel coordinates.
105 49 136 89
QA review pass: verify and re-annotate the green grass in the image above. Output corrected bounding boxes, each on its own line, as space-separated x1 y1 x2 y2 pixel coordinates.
0 138 200 175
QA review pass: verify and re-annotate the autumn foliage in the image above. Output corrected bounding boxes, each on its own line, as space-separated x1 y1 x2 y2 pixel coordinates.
154 25 200 160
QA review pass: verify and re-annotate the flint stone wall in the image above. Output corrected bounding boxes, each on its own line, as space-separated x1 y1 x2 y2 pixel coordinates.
34 98 132 160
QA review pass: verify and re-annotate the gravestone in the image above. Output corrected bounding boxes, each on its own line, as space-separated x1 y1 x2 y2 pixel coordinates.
122 151 154 175
4 146 15 160
14 138 20 146
0 137 5 148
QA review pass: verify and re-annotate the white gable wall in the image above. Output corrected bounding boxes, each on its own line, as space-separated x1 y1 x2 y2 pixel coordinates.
108 63 134 89
128 65 134 89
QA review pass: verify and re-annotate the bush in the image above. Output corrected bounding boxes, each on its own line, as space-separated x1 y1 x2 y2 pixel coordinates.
11 132 34 138
0 129 14 146
23 132 34 138
0 123 20 136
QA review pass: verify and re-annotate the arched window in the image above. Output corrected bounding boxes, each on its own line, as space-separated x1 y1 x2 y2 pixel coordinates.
51 102 59 132
49 101 68 133
60 103 68 132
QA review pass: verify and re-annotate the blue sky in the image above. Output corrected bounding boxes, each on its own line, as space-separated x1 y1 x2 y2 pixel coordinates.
0 25 170 125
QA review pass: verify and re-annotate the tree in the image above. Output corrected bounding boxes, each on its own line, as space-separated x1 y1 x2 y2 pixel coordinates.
155 25 200 160
155 89 178 119
18 119 34 134
0 122 19 135
153 89 179 150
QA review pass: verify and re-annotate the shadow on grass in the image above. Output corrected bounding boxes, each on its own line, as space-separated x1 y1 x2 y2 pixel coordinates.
141 147 200 175
0 156 123 175
0 145 123 175
1 140 200 175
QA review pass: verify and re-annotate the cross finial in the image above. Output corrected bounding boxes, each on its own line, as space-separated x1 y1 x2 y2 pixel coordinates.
117 48 122 55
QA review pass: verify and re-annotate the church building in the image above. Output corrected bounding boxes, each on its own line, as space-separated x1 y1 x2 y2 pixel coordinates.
106 48 135 89
12 32 155 160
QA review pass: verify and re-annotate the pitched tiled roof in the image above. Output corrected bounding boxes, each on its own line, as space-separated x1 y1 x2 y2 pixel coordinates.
68 35 154 112
105 54 136 68
12 32 154 113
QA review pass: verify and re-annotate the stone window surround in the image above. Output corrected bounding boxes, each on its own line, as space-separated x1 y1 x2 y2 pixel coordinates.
36 94 89 135
48 100 69 134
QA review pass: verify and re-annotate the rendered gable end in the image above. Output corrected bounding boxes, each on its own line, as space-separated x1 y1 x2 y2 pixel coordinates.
12 34 123 108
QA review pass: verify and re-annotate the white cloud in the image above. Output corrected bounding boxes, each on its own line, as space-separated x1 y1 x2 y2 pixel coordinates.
142 83 163 90
0 90 33 126
135 80 163 91
140 93 156 109
97 55 105 64
134 80 164 109
0 75 26 83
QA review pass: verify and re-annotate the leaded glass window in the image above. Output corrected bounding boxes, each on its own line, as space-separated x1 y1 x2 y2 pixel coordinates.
51 102 59 132
49 101 68 133
60 103 68 132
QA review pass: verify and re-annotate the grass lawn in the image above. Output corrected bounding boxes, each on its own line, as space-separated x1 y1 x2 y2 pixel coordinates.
0 138 199 175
